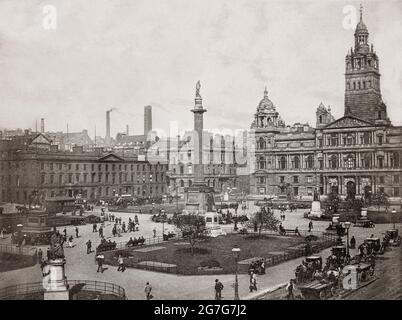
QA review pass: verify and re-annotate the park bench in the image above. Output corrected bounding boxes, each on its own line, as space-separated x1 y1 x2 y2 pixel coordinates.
280 229 302 236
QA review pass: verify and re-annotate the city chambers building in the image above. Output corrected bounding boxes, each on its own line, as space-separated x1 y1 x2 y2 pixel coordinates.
0 132 168 204
250 12 402 201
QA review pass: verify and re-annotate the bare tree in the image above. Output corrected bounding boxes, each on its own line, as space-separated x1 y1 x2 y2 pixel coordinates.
174 214 206 255
247 207 280 237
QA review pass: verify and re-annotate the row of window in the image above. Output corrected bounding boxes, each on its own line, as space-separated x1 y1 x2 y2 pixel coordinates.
258 155 314 170
38 162 167 172
39 172 165 185
0 184 166 202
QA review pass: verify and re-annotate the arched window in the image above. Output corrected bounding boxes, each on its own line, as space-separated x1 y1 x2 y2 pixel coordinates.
306 155 314 169
319 115 323 123
279 156 286 169
179 164 184 175
180 180 184 187
330 155 338 169
293 156 300 169
258 156 266 169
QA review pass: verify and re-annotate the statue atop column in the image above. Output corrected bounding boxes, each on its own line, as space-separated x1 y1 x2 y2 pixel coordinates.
196 80 201 98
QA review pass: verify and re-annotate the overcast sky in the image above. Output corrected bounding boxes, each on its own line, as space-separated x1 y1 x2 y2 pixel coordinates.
0 0 401 138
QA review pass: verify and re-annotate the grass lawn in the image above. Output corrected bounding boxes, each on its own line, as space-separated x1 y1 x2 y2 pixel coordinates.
112 233 306 275
0 252 36 272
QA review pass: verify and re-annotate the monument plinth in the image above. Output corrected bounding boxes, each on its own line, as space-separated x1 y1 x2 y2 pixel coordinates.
308 189 323 218
44 230 69 300
44 258 69 300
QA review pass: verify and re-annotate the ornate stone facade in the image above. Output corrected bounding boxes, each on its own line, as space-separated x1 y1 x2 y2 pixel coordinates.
250 12 402 200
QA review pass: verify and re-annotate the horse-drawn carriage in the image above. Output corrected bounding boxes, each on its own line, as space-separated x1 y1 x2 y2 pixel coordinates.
384 229 401 247
343 262 375 283
354 219 375 228
325 246 349 269
297 278 337 300
151 212 168 223
364 237 384 255
295 256 323 284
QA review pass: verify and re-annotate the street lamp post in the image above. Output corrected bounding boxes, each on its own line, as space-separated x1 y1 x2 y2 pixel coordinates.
345 222 351 258
232 246 241 300
392 208 396 229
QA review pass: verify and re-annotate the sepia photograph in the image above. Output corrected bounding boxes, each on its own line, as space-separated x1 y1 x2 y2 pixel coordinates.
0 0 401 307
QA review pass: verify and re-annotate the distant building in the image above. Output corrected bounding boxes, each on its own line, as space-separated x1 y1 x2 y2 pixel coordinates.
0 133 168 204
46 129 94 151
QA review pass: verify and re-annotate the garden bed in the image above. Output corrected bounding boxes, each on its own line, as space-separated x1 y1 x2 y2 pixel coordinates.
0 252 36 272
103 233 315 275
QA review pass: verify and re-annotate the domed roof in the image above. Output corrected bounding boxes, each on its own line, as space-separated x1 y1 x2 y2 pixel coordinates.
355 20 368 33
355 5 368 34
258 87 275 111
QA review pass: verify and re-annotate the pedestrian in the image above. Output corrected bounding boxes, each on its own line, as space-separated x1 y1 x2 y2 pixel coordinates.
63 228 67 237
86 240 92 254
117 254 126 272
99 226 103 238
308 220 313 232
286 279 294 300
214 279 224 300
96 254 104 273
46 247 50 260
93 223 97 233
153 228 156 238
295 227 302 237
0 227 5 239
144 282 153 300
37 248 43 263
112 224 117 237
252 273 257 291
134 214 139 224
67 235 75 248
350 236 356 249
75 227 79 238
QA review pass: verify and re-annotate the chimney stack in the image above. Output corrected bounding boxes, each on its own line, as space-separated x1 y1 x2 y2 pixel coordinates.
126 124 129 136
106 110 111 144
41 118 45 133
144 105 152 136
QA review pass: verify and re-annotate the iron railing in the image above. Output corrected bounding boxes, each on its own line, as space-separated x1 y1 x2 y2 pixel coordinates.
0 244 37 256
0 280 127 300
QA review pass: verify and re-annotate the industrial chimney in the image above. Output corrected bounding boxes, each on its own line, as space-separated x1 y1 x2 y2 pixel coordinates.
144 105 152 136
41 118 45 133
126 124 129 136
106 110 111 144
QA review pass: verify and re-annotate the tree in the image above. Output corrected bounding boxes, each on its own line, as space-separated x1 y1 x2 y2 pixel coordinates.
174 214 206 255
372 192 389 212
247 207 280 237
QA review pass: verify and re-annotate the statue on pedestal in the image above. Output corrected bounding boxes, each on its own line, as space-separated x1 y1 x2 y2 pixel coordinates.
49 230 65 260
313 188 319 201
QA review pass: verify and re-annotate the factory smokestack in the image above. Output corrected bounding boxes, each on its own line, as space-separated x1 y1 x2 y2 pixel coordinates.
106 110 111 144
40 118 45 133
126 125 129 136
144 105 152 136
